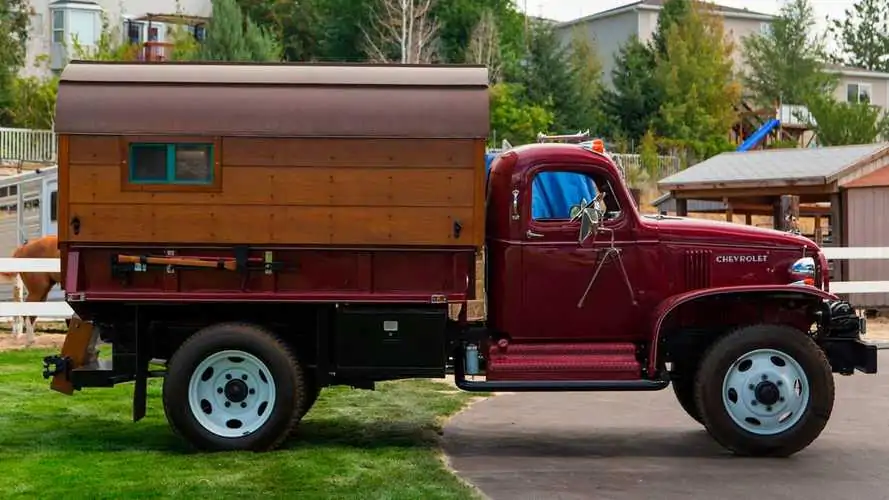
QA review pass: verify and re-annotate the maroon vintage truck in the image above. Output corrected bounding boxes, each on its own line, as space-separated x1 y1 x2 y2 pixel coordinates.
44 61 875 457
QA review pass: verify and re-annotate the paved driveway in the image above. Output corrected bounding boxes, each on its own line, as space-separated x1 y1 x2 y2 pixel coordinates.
442 350 889 500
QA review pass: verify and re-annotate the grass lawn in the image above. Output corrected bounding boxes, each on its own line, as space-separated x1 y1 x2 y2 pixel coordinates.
0 348 482 499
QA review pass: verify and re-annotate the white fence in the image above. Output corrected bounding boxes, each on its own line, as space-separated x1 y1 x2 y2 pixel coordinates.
0 127 57 164
1 248 889 325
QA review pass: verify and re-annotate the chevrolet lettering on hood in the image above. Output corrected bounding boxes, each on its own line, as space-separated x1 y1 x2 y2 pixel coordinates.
715 254 769 264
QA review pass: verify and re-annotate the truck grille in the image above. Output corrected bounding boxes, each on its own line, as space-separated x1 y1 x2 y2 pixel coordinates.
684 249 712 290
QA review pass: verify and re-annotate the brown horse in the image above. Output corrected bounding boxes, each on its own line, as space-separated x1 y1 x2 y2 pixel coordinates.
1 235 63 344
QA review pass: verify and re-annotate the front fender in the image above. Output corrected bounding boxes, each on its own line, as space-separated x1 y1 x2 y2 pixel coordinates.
646 284 838 375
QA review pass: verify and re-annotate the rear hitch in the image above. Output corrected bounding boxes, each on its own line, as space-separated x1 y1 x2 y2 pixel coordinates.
42 355 71 380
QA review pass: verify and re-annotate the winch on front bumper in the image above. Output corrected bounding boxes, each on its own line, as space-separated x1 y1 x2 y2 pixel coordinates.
816 300 877 375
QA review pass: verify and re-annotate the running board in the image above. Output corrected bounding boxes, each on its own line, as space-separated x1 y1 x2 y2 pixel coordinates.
453 347 669 392
455 377 669 392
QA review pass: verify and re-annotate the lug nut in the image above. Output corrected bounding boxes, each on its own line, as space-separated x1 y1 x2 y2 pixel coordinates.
766 406 772 411
749 384 755 390
241 402 247 408
225 402 230 407
217 387 223 394
751 401 758 406
777 380 783 386
226 374 232 380
779 397 785 402
249 389 255 395
241 374 247 380
761 374 768 380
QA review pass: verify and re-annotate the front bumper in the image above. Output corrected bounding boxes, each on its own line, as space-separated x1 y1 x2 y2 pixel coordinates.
819 300 877 375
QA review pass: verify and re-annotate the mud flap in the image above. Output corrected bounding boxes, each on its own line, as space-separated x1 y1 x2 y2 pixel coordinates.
48 316 99 395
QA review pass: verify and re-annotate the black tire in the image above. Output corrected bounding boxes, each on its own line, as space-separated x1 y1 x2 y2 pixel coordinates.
671 367 703 424
694 324 834 457
162 322 306 452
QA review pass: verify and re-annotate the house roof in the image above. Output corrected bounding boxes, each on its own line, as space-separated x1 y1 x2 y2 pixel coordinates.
557 0 773 29
845 165 889 188
824 63 889 80
658 143 889 191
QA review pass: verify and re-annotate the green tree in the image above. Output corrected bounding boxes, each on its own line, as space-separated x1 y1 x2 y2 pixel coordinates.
517 21 574 133
236 0 324 61
316 0 376 61
805 94 889 146
8 70 58 130
562 28 609 134
741 0 837 106
651 0 691 56
654 1 740 161
432 0 524 67
605 36 660 143
198 0 282 61
0 0 33 125
828 0 889 72
489 82 554 145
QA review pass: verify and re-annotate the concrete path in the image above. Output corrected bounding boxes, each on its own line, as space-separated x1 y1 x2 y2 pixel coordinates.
443 350 889 500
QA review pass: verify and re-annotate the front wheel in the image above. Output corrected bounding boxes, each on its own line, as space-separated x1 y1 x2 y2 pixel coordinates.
162 322 306 452
694 324 835 457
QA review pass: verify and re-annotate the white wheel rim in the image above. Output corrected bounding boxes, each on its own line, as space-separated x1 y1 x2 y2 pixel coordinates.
187 349 277 438
721 348 809 436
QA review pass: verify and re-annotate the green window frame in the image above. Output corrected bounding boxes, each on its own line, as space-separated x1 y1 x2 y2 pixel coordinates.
128 143 215 185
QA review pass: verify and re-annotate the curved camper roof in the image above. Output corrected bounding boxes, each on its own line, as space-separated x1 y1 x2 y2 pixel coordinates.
55 61 490 138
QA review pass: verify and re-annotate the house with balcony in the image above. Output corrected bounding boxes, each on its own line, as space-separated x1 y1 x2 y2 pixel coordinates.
554 0 889 150
21 0 211 78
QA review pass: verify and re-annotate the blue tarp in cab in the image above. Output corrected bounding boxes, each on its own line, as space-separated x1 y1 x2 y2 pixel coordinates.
485 152 597 219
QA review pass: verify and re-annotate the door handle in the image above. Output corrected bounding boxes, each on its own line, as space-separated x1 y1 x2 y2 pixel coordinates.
526 230 544 239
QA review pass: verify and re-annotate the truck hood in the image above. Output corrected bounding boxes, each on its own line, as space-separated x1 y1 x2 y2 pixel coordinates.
643 214 818 250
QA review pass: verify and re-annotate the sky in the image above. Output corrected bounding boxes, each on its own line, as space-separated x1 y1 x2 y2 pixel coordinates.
517 0 858 37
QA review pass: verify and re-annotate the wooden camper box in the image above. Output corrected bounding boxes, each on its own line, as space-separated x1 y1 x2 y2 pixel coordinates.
55 61 489 248
53 61 489 302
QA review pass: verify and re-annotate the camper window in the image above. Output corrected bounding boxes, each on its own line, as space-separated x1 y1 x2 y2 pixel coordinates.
129 143 214 184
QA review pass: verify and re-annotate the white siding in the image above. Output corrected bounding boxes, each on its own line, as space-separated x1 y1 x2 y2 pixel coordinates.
22 0 212 79
555 10 640 89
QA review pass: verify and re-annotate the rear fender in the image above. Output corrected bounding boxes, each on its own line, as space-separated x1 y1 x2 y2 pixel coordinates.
647 285 838 375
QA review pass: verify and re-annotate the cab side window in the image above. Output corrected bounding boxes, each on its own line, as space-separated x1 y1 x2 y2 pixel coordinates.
530 169 621 222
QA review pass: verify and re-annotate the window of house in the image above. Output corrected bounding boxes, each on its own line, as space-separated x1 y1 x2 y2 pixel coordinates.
52 10 65 43
125 20 144 45
50 190 58 223
529 170 621 222
129 143 214 184
760 22 772 35
50 3 102 47
846 82 872 103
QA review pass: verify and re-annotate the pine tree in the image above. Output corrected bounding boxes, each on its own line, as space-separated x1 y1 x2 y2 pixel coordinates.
517 21 575 133
198 0 282 62
828 0 889 72
742 0 837 106
561 28 609 134
604 37 661 143
651 0 692 57
655 1 740 161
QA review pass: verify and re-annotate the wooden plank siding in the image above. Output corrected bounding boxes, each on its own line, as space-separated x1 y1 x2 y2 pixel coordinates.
62 135 485 248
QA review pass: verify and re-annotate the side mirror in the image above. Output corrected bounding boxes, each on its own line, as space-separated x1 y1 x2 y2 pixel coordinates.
578 192 605 244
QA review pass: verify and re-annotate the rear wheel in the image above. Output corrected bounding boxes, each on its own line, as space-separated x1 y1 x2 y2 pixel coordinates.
694 324 834 457
162 322 306 452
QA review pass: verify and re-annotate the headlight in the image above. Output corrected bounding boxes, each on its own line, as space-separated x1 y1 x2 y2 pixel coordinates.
789 257 815 286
